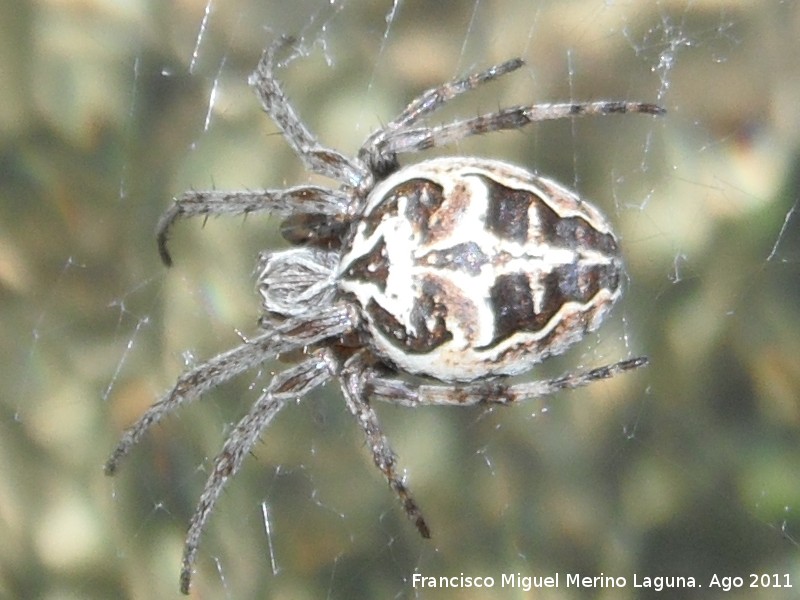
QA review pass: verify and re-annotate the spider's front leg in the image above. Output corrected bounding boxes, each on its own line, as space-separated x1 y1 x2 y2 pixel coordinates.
180 348 339 594
339 353 431 539
249 37 370 187
156 186 350 266
104 304 356 476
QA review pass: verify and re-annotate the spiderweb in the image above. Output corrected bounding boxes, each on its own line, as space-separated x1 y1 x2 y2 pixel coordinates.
3 1 799 598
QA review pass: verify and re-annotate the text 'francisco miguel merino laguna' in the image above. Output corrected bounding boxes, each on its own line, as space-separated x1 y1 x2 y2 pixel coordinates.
411 572 698 592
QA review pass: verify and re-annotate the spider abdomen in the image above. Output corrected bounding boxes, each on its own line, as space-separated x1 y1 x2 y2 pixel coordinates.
338 157 624 382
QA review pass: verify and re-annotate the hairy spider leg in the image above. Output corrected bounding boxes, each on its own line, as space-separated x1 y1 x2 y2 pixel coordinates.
376 101 665 157
180 349 337 594
362 57 524 153
156 186 350 266
105 305 355 475
341 352 431 539
368 357 648 407
250 37 369 187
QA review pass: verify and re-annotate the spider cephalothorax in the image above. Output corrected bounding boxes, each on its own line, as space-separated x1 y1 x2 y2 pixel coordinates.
106 38 663 594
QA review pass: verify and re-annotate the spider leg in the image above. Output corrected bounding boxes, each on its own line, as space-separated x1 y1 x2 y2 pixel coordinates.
375 101 665 158
156 186 349 266
362 58 524 151
249 37 370 187
180 348 337 595
340 353 431 539
104 304 356 476
368 356 648 407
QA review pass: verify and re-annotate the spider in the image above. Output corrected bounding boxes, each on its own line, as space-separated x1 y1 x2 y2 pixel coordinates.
105 38 663 594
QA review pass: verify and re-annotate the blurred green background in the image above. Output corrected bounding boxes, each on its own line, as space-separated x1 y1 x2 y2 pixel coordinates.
2 0 799 598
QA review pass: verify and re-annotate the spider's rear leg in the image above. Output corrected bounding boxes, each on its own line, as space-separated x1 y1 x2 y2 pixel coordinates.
376 101 665 158
391 57 524 129
360 57 524 169
340 353 431 539
156 186 349 266
368 357 648 408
